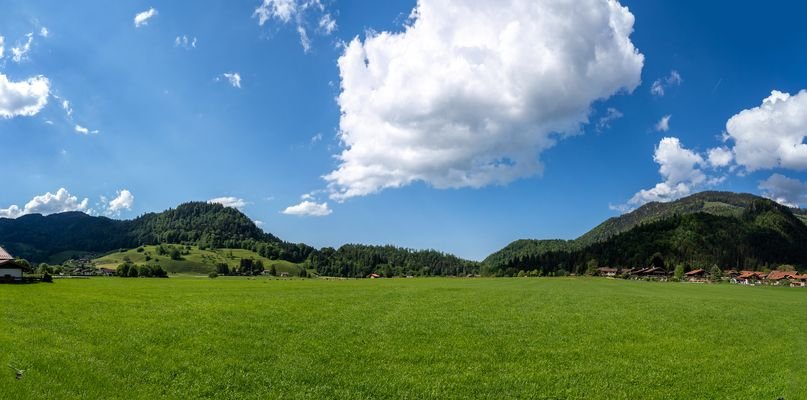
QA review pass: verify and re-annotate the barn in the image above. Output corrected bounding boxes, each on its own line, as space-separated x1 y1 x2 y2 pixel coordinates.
0 246 24 282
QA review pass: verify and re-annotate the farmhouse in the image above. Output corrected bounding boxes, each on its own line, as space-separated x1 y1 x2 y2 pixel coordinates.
765 270 799 285
596 267 618 277
367 273 382 279
100 268 117 276
685 269 709 282
0 246 24 283
790 275 807 288
735 271 765 285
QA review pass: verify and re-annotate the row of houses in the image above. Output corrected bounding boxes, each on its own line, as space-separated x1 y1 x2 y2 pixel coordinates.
732 270 807 287
596 267 668 279
596 266 807 287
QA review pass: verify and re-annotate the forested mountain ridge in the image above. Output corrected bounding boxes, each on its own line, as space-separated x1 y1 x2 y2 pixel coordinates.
0 202 478 276
577 191 774 246
0 202 296 263
484 193 807 276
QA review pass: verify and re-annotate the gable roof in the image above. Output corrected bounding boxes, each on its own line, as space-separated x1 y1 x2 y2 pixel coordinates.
766 270 799 280
685 269 707 276
0 246 12 262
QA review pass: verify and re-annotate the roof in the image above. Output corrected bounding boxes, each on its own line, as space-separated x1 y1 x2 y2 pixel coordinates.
685 269 707 276
597 267 618 273
766 270 799 280
738 271 768 279
0 246 12 262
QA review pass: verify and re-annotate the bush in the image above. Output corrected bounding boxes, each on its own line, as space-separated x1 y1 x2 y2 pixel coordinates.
42 273 53 283
208 272 219 279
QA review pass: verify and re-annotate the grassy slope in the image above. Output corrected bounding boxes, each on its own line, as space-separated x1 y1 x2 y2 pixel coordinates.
2 278 806 399
93 245 304 275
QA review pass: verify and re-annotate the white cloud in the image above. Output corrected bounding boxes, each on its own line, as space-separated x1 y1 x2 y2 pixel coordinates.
39 27 49 38
759 174 807 208
175 35 197 49
282 200 332 216
597 108 623 132
0 188 90 219
74 124 98 135
254 0 297 24
319 14 336 34
724 90 807 172
655 115 671 132
628 137 708 206
0 36 5 58
650 70 682 96
326 0 644 201
707 147 733 168
220 73 241 88
253 0 336 52
311 132 323 144
208 197 248 210
11 33 34 63
62 99 73 117
107 190 135 214
134 8 158 28
0 74 50 118
254 220 265 227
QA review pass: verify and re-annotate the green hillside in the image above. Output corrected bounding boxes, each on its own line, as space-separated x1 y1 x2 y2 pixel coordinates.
94 245 306 275
0 202 315 264
577 191 764 246
485 193 807 275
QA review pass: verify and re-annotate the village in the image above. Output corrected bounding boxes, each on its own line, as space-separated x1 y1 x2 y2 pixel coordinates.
596 266 807 287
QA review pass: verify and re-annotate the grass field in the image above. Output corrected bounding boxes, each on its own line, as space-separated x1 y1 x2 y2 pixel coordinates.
93 245 305 275
2 277 806 399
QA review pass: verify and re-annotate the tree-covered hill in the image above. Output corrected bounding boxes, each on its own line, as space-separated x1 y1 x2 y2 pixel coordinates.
484 194 807 276
577 191 767 246
0 202 301 263
0 202 477 276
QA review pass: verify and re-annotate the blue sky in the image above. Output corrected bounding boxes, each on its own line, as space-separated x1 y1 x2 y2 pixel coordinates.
2 0 807 260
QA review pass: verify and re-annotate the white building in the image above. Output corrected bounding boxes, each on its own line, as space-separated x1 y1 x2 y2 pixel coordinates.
0 246 23 282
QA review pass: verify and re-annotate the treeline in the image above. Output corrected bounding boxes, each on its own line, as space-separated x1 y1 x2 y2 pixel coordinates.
307 244 479 278
116 261 168 278
485 200 807 276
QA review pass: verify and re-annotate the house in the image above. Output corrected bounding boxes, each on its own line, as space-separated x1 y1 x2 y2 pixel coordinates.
596 267 618 277
368 273 382 279
765 270 799 285
0 246 24 283
790 275 807 288
685 269 709 282
279 272 289 277
735 271 765 285
724 270 740 278
100 268 116 276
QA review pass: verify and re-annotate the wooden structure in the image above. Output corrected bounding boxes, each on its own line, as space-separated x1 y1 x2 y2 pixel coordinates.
685 269 709 282
596 267 618 277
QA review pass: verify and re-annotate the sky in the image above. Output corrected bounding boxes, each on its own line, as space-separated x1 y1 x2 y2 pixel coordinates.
2 0 807 261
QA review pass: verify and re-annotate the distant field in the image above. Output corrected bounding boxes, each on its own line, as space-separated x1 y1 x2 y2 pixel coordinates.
2 278 806 399
93 245 305 275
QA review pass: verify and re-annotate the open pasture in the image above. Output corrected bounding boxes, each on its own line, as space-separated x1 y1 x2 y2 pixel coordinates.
1 277 805 399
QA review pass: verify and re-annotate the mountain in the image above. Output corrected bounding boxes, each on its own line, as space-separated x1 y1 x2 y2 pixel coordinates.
0 202 477 277
0 202 296 263
484 192 807 275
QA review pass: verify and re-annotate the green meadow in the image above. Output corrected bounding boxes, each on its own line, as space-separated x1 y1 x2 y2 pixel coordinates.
2 277 806 399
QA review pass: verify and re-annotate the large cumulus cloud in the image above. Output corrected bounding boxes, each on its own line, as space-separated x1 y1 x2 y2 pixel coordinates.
725 90 807 172
325 0 644 200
